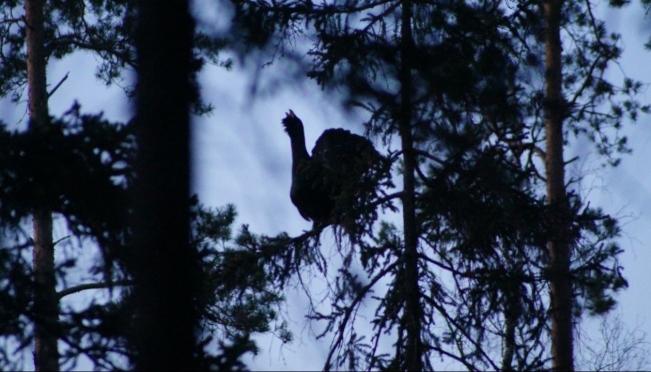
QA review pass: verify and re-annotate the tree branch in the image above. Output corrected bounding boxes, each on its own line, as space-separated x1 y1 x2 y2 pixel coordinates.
57 280 135 299
414 148 446 165
47 72 69 97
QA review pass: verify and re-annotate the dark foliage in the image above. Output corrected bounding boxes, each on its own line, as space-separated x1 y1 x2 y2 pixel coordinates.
0 0 278 369
0 108 132 369
223 0 644 369
191 202 290 350
0 0 643 369
0 109 133 253
0 108 284 368
0 0 229 114
56 201 281 370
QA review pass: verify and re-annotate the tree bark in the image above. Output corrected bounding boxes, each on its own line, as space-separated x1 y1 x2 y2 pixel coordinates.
501 271 518 372
543 0 574 370
129 0 197 369
26 0 60 370
399 0 422 370
501 309 516 372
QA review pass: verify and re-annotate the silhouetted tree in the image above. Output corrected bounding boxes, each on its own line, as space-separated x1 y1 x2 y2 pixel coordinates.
24 0 58 369
0 0 283 369
577 312 651 371
224 0 646 369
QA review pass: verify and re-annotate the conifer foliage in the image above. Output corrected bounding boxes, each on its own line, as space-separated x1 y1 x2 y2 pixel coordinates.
227 0 646 369
0 0 281 369
0 0 647 370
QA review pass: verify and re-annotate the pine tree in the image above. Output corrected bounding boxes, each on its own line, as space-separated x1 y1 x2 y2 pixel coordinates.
226 0 646 369
542 0 574 368
127 0 197 368
24 0 58 369
0 1 282 369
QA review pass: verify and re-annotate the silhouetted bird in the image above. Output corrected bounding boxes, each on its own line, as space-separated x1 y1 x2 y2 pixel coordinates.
282 110 382 228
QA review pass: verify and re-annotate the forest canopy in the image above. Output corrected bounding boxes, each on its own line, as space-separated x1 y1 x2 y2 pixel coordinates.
0 0 649 370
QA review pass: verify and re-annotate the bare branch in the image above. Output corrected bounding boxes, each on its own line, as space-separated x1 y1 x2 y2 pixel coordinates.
57 280 135 299
47 72 69 97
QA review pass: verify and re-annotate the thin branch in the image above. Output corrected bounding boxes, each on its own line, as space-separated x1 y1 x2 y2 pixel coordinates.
370 191 403 207
50 35 137 69
57 280 135 299
388 149 403 161
414 148 446 164
422 292 502 371
47 72 69 97
564 155 579 165
322 262 398 370
530 144 547 161
414 161 430 184
426 342 478 371
0 17 24 25
283 0 396 16
567 55 602 111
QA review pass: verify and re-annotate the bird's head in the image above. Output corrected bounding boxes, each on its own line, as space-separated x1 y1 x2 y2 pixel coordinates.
282 109 305 138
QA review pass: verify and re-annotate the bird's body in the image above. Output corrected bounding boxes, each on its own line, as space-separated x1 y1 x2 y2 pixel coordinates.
282 110 381 227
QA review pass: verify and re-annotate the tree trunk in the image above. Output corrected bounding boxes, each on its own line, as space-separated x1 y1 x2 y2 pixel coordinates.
501 271 518 372
501 309 516 372
543 0 574 370
26 0 60 370
399 0 422 369
128 0 197 369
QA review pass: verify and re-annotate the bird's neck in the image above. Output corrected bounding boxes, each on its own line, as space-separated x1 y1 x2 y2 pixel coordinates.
289 131 310 169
